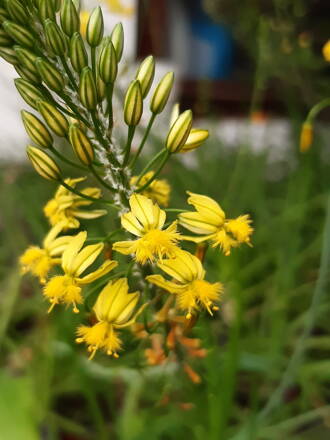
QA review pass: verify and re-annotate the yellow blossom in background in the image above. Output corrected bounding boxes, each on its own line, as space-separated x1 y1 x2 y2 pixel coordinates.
299 122 314 153
43 231 117 313
44 177 107 230
103 0 134 15
80 11 89 37
19 223 72 284
130 172 171 207
113 194 181 264
76 278 144 359
179 192 253 256
322 40 330 62
147 250 223 319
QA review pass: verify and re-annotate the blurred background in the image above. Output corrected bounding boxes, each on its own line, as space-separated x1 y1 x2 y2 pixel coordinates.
1 0 330 439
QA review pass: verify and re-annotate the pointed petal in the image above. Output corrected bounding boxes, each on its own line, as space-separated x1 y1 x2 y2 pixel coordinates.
121 211 143 236
129 193 155 229
74 209 107 219
112 240 136 255
62 231 87 274
179 212 219 234
72 243 104 276
187 192 225 223
146 274 185 294
78 260 118 284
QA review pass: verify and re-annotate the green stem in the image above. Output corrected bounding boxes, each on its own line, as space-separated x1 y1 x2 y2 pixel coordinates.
122 125 136 167
136 149 166 185
59 93 91 128
306 97 330 123
58 179 116 206
91 47 97 81
130 114 156 169
49 146 86 171
107 83 114 132
137 151 170 192
165 208 185 213
61 56 78 92
88 164 116 192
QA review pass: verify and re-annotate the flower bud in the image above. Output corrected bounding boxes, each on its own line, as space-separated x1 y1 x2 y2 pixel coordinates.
79 67 97 110
53 0 62 12
0 46 17 64
180 128 209 153
124 80 143 126
37 100 69 137
3 20 34 48
35 58 66 93
86 6 104 47
0 28 13 46
15 78 45 109
27 145 61 181
169 103 180 128
70 32 88 73
60 0 80 37
165 110 193 153
135 55 155 98
14 65 41 84
6 0 28 25
99 39 117 84
300 122 313 153
110 22 124 62
14 46 39 75
21 110 53 148
38 0 56 22
44 19 68 56
150 72 174 115
69 124 94 165
97 75 106 102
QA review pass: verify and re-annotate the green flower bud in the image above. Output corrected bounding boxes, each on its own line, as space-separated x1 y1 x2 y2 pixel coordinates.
150 72 174 115
165 110 193 153
97 75 106 102
6 0 28 25
38 0 56 22
0 28 13 46
3 20 34 47
14 65 41 84
37 100 69 137
135 55 155 98
72 0 80 12
0 46 17 64
21 110 53 148
70 32 88 73
35 58 66 93
99 39 117 84
15 78 45 109
124 79 143 126
169 103 180 128
180 128 209 153
79 66 97 110
27 145 61 181
86 6 104 47
110 22 124 62
53 0 62 12
44 19 68 56
69 124 94 165
14 46 39 74
60 0 80 37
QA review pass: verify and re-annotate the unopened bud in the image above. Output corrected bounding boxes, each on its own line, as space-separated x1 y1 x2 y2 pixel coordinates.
14 46 39 75
6 0 28 25
300 122 313 153
169 102 180 128
135 55 155 98
3 20 34 48
0 28 13 46
38 0 56 22
79 67 97 110
124 79 143 126
0 46 17 64
35 58 66 93
150 72 174 114
86 6 104 47
14 65 41 84
110 23 124 62
69 124 94 165
99 39 117 84
37 100 69 137
97 75 106 102
44 19 68 56
15 78 45 109
70 32 88 73
180 128 209 153
60 0 80 37
53 0 62 12
166 110 193 153
21 110 53 148
27 146 61 181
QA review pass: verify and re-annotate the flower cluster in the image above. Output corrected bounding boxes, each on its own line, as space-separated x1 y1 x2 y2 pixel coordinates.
1 1 254 362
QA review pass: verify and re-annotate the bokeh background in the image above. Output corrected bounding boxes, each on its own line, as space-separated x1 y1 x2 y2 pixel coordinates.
1 0 330 439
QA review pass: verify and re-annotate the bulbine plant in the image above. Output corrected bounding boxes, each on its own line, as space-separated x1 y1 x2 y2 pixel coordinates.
1 0 253 367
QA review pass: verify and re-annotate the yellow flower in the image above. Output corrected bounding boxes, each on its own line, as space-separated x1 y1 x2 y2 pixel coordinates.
113 194 181 264
179 192 253 256
43 231 117 313
19 223 72 284
299 122 313 153
322 40 330 62
147 250 223 319
104 0 134 15
80 11 89 37
44 177 107 230
76 278 144 359
130 172 171 207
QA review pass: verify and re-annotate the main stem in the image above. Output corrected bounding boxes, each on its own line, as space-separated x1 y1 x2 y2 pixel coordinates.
130 114 156 169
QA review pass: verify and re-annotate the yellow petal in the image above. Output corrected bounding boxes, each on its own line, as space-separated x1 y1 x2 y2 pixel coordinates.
152 203 166 229
74 209 107 219
187 192 225 224
72 243 104 276
179 212 219 234
79 260 118 284
121 211 144 236
43 223 65 248
48 236 74 256
62 231 87 274
112 240 136 256
146 274 185 294
129 193 155 229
